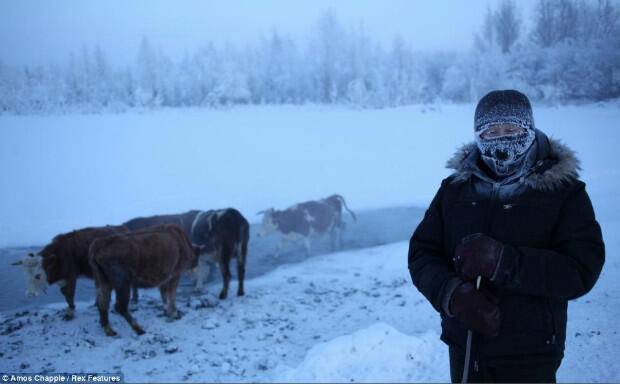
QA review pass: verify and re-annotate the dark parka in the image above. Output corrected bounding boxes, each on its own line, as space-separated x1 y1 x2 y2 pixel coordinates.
408 130 605 363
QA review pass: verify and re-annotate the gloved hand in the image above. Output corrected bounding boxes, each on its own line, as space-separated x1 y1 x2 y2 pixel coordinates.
454 234 503 280
449 281 501 337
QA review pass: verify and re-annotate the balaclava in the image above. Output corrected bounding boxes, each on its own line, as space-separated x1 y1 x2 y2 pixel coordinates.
474 90 536 177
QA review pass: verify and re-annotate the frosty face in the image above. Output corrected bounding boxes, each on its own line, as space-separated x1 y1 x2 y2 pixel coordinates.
476 124 536 176
12 253 49 297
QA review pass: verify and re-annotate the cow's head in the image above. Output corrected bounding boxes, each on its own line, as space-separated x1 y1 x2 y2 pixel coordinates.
11 253 49 297
257 208 277 237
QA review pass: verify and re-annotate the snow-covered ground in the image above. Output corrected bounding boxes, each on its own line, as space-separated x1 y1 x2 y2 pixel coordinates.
1 104 619 382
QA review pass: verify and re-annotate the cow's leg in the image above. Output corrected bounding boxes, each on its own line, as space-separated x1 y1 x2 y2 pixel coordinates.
237 244 245 297
193 256 206 293
95 281 116 337
274 238 284 258
218 249 231 300
60 277 77 320
159 285 168 310
117 283 145 335
131 284 139 304
304 237 311 256
166 276 182 320
338 221 345 248
330 229 336 250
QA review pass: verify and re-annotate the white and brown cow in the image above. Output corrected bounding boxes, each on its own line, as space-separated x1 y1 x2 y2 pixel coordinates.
258 194 356 257
11 225 132 320
190 208 250 299
88 224 199 336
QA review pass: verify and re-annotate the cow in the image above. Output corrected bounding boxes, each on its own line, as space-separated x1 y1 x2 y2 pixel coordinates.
88 224 199 336
11 225 132 320
190 208 249 299
257 194 357 257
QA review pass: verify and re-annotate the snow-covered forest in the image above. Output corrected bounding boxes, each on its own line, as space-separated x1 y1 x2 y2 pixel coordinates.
1 0 619 114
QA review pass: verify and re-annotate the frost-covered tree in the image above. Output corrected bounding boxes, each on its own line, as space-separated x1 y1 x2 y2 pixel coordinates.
531 0 578 47
494 0 522 53
313 10 348 103
474 7 497 52
136 36 161 106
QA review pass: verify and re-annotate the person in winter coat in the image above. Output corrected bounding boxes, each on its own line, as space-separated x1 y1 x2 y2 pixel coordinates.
408 90 605 383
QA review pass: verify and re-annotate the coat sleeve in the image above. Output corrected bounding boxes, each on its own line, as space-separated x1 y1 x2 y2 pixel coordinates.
491 181 605 299
409 179 461 313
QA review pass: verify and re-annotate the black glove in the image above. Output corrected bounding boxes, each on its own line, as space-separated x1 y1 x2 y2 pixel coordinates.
454 234 503 280
449 281 501 337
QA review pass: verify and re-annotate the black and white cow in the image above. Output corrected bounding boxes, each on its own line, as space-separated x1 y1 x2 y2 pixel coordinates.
190 208 250 299
257 194 356 257
122 209 249 298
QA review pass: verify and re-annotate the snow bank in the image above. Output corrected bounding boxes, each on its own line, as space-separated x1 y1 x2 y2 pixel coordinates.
276 322 447 383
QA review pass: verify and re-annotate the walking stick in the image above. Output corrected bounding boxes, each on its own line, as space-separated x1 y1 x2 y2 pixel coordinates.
462 275 482 383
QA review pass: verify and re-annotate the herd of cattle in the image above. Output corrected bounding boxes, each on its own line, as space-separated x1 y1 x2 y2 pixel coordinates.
11 194 357 337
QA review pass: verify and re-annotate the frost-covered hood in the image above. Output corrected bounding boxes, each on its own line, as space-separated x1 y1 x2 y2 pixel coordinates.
446 129 581 191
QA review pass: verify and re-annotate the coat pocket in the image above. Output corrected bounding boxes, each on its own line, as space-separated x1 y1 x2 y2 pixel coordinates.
500 295 554 334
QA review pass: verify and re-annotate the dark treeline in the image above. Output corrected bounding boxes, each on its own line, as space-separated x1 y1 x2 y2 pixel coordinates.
1 0 619 114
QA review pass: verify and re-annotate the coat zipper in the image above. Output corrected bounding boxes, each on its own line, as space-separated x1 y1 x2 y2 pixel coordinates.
471 182 501 377
486 182 501 233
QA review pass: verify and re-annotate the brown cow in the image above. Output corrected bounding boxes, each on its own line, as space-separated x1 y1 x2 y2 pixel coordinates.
11 225 131 320
258 194 356 257
89 224 199 336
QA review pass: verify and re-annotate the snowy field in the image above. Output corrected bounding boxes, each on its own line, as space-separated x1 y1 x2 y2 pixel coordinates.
1 104 619 382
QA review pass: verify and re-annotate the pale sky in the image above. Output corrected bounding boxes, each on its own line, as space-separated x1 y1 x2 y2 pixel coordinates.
0 0 538 67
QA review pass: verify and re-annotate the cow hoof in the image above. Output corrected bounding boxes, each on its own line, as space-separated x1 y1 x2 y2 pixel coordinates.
219 292 227 300
193 287 203 294
133 327 145 335
237 290 245 297
104 328 117 337
62 311 75 321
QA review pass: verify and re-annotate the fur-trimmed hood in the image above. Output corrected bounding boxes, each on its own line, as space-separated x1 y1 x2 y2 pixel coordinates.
446 130 581 191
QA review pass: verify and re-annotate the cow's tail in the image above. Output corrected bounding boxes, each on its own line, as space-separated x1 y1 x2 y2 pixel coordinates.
334 194 357 222
88 240 109 290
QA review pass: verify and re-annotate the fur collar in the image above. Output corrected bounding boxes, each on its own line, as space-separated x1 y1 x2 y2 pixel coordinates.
446 134 581 191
